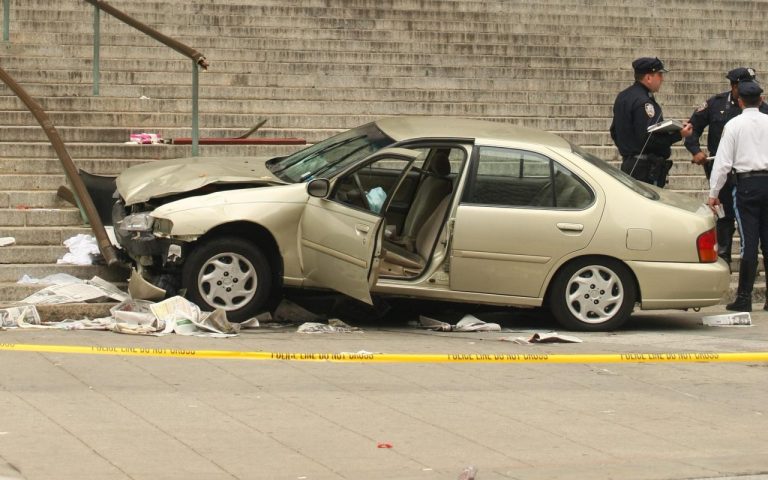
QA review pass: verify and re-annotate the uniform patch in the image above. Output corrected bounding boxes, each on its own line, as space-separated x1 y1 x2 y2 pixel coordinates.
695 101 708 112
644 103 655 118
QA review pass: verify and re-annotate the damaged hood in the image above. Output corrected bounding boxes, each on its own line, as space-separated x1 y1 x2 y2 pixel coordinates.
117 156 285 205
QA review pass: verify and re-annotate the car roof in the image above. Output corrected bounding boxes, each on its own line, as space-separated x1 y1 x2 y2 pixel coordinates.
374 116 571 150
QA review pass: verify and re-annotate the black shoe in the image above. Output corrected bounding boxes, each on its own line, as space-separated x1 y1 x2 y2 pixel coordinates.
763 302 768 312
726 296 752 312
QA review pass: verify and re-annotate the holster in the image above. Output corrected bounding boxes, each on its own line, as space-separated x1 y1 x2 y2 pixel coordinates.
646 154 671 186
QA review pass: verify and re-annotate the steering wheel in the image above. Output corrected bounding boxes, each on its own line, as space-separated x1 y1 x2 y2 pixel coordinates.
352 172 370 210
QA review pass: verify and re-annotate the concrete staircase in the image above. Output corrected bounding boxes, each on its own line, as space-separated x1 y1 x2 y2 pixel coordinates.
2 0 768 307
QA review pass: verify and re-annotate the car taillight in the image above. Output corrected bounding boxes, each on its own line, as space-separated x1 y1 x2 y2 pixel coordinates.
697 228 718 263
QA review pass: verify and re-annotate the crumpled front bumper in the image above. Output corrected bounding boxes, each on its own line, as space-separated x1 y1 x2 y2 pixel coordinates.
111 199 181 266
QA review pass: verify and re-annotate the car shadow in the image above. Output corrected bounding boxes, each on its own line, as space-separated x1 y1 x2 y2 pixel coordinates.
279 290 710 333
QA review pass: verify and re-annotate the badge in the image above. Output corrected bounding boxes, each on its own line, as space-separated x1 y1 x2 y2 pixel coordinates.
644 103 655 118
748 67 756 77
695 101 707 112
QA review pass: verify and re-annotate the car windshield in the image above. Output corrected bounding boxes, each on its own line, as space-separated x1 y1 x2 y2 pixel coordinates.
569 143 659 200
267 122 394 183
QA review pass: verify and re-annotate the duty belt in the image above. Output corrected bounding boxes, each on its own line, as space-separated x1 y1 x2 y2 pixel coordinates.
735 170 768 179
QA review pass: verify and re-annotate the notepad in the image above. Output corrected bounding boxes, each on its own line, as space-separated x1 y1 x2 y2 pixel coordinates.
647 119 683 133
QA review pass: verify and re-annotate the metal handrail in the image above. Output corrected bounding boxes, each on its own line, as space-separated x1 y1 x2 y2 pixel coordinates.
0 65 120 266
83 0 208 155
2 0 9 42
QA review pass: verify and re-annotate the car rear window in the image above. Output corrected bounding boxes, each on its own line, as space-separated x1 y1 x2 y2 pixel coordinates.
569 143 659 200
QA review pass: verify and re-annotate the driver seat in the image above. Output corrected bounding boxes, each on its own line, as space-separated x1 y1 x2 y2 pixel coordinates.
381 195 451 274
400 149 453 241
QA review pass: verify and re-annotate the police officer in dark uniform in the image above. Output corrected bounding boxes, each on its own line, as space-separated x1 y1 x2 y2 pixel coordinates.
686 67 768 265
611 57 693 187
708 81 768 312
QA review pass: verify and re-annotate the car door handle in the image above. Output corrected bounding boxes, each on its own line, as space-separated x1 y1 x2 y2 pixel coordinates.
355 224 370 234
557 222 584 232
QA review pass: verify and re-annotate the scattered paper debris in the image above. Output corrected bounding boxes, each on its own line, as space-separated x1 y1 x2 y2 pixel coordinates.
20 276 127 305
419 314 501 332
501 331 583 344
0 237 15 247
418 315 451 331
150 296 240 337
57 234 100 265
297 319 361 333
455 315 501 331
702 312 752 327
0 305 42 328
111 299 158 326
18 273 84 285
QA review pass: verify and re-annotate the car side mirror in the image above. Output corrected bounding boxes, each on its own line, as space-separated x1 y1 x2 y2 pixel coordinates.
307 178 331 198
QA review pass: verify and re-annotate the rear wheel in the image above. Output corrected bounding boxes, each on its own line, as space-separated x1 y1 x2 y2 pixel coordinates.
182 238 272 322
548 257 636 331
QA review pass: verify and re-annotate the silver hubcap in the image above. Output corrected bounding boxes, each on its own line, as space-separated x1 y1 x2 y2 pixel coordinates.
198 252 257 310
565 265 623 324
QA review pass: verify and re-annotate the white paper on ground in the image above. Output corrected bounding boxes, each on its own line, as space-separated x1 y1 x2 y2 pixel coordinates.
419 314 501 332
500 332 583 344
701 312 752 327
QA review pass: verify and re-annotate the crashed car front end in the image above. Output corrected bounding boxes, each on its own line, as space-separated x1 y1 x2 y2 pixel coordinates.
112 195 196 297
110 155 284 295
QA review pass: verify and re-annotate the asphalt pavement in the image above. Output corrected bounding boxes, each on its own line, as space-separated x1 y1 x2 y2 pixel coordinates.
0 302 767 480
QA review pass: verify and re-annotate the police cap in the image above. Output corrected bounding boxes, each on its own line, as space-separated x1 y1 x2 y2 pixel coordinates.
632 57 668 74
738 80 763 97
726 67 757 83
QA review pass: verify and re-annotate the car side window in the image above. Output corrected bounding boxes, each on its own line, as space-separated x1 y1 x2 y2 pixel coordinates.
462 146 593 209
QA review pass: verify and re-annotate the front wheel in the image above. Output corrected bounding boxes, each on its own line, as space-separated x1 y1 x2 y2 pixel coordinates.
182 238 272 322
548 258 636 331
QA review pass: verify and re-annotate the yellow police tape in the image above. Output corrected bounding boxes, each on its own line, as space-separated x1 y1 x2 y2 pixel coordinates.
1 343 768 363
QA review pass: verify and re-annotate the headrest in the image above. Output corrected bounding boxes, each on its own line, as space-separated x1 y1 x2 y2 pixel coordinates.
428 150 451 177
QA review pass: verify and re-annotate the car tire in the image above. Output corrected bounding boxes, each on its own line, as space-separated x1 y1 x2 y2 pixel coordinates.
548 257 636 331
182 237 272 323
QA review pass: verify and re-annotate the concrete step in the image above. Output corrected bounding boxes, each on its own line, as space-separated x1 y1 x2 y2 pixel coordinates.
0 207 85 227
0 226 92 245
0 158 167 175
12 1 768 24
0 142 305 159
0 88 546 110
0 173 66 191
8 0 763 12
6 42 767 73
1 33 751 58
5 63 768 87
0 191 70 209
0 75 740 100
0 262 128 283
0 126 310 143
0 245 69 264
9 12 768 41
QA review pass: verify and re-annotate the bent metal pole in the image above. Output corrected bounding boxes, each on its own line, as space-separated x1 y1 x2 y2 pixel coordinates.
0 65 120 266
